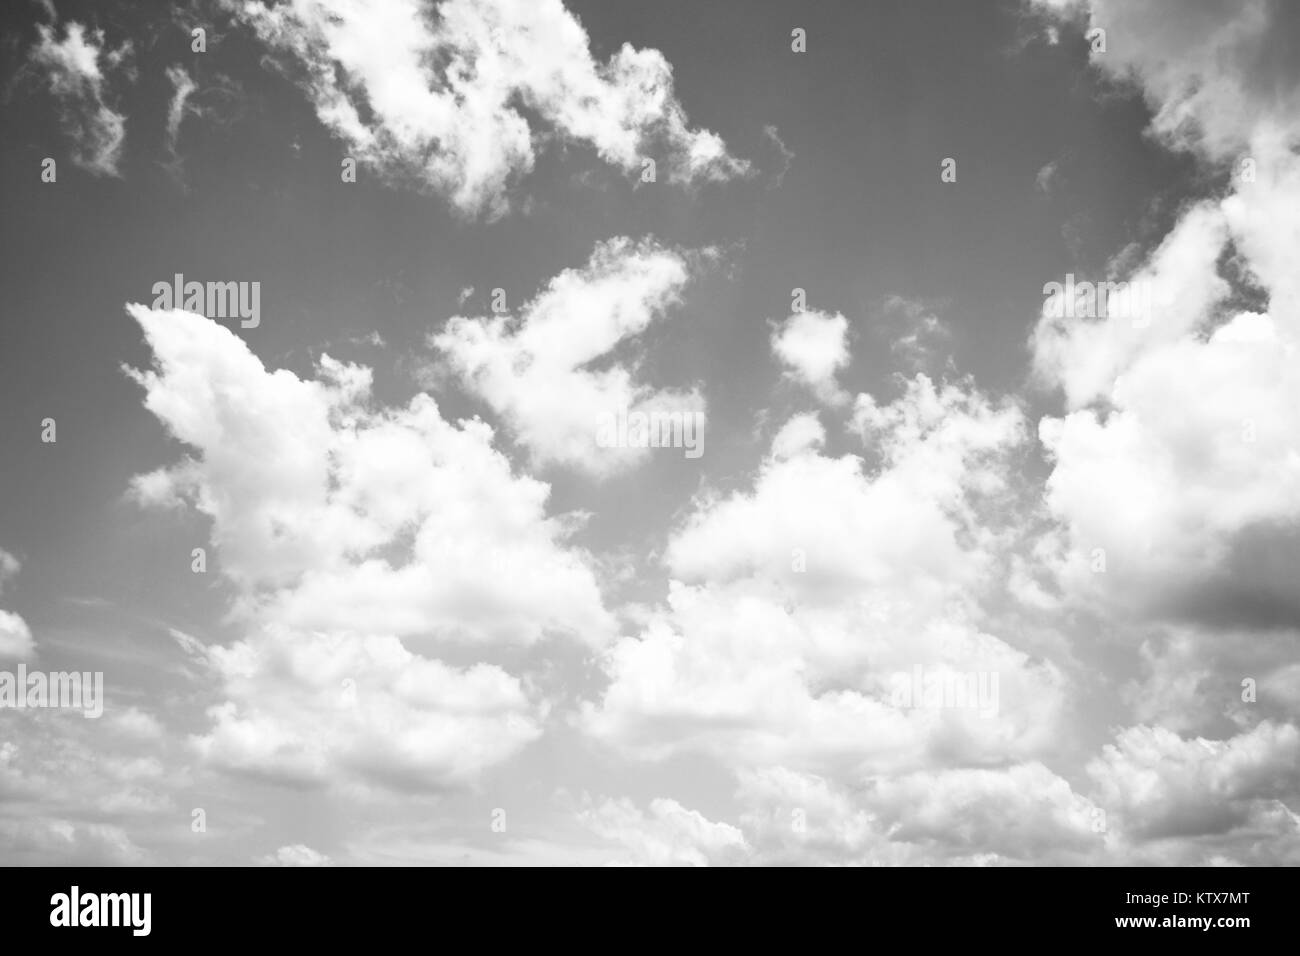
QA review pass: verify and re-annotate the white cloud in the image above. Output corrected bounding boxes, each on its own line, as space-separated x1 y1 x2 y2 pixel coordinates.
1120 625 1300 738
1037 308 1300 621
879 296 952 373
0 613 34 665
29 21 129 177
1032 201 1231 408
870 763 1099 860
580 796 748 866
0 709 183 865
230 0 749 219
0 613 35 660
1088 721 1300 850
1023 0 1300 863
732 763 1100 865
771 309 850 406
0 819 146 866
433 237 704 478
164 64 199 161
762 124 794 186
110 707 166 740
1034 0 1300 162
0 548 34 660
6 0 1297 868
192 626 543 790
584 380 1064 775
258 843 334 866
734 767 891 864
125 305 614 790
586 725 1297 864
769 412 824 461
1035 159 1060 193
1029 2 1300 635
0 548 19 583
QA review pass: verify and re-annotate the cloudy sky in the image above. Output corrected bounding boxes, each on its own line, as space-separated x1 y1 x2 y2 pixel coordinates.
1 0 1298 866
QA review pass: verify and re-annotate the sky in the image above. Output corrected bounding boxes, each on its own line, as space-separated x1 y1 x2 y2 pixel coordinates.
0 0 1297 865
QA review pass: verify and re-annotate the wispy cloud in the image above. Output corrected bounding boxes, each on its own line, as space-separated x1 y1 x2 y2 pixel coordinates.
28 20 131 176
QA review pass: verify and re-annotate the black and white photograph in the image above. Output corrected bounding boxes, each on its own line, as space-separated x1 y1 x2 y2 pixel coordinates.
0 0 1295 920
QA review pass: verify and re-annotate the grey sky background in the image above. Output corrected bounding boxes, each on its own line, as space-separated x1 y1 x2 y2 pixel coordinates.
0 0 1297 865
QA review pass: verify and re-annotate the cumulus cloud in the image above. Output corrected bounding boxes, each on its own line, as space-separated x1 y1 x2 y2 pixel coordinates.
1029 1 1300 635
0 548 34 660
579 722 1300 864
1031 201 1232 408
125 305 614 790
769 412 825 461
584 762 1102 866
870 764 1099 859
1088 721 1300 856
229 0 749 219
580 796 748 866
433 237 705 478
28 21 130 176
0 710 181 865
8 0 1298 868
583 376 1066 787
1036 307 1300 624
1022 0 1300 862
0 819 146 866
770 309 850 406
0 612 35 661
1033 0 1300 162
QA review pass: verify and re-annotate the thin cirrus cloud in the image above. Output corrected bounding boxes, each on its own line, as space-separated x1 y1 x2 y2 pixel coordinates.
28 19 131 177
163 64 199 161
878 295 953 372
227 0 750 219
